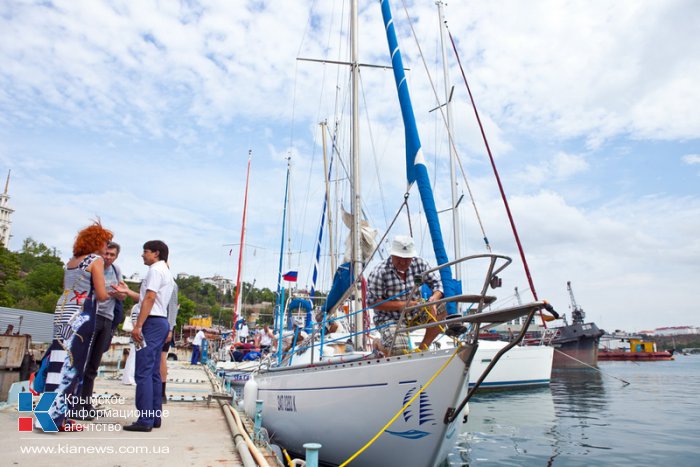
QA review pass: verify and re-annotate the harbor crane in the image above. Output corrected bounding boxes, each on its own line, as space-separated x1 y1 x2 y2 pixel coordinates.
567 281 585 324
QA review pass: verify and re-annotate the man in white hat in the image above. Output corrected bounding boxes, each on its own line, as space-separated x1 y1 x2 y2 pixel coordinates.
367 235 446 356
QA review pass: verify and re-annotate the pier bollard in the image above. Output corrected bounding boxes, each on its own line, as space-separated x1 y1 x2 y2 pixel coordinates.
303 443 322 467
254 400 263 442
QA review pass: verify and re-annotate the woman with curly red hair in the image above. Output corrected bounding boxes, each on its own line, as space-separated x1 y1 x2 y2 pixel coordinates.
41 221 113 432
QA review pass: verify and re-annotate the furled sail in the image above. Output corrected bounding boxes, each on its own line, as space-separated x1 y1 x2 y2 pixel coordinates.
380 0 461 310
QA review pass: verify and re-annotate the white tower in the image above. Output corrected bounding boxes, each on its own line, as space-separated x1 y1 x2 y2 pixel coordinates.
0 170 14 248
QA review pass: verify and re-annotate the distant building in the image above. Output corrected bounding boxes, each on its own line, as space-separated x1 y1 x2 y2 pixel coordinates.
653 326 700 336
202 274 234 295
125 272 142 284
0 170 14 248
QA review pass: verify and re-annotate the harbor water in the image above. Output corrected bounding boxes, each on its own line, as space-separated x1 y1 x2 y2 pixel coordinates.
447 355 700 466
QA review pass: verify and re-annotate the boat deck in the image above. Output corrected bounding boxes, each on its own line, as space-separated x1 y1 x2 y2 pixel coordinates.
0 361 245 466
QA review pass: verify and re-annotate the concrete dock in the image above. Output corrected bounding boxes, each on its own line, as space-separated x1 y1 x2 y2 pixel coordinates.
0 362 246 466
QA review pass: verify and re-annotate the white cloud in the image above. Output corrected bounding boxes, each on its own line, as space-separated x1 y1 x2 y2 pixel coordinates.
515 152 588 186
682 154 700 165
1 0 698 333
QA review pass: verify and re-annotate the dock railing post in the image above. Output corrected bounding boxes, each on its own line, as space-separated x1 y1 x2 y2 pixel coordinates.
254 400 263 442
303 443 322 467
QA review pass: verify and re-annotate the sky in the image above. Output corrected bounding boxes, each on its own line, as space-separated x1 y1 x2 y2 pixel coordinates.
1 0 698 332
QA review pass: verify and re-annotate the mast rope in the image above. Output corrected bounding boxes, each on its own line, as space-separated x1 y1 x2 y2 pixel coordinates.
398 0 491 252
447 28 541 303
322 193 411 317
359 69 389 227
338 345 463 466
404 192 413 237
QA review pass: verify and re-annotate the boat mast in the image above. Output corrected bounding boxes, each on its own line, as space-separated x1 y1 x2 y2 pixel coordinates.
321 121 336 276
232 150 252 341
275 157 291 361
437 1 462 283
350 0 364 349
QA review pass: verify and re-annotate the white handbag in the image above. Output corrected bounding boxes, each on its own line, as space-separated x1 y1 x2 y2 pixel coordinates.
122 304 139 332
122 314 133 332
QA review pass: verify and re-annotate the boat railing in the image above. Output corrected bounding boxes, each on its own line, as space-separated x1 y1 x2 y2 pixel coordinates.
275 253 546 369
541 327 561 345
386 253 511 353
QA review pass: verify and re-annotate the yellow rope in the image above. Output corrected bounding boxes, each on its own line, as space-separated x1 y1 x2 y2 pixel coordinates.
282 448 293 467
339 345 463 466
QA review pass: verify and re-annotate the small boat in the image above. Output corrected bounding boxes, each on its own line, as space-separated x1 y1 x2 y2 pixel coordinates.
598 333 674 361
430 335 553 390
469 340 553 389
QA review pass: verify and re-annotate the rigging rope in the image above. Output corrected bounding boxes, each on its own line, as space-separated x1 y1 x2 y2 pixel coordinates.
359 70 389 227
447 28 540 304
338 345 463 466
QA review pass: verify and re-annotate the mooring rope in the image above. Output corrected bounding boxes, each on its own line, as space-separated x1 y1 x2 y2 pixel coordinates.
339 345 463 466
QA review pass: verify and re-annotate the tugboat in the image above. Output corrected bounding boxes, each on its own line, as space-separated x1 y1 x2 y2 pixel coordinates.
598 332 674 361
544 281 604 368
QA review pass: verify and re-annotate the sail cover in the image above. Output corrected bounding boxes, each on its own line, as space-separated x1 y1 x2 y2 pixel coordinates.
380 0 461 312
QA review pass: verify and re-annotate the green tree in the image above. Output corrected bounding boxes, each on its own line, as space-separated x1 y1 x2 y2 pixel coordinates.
0 246 20 306
25 263 64 298
176 293 196 330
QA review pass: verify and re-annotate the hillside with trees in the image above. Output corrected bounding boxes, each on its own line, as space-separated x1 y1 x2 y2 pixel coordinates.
0 238 284 331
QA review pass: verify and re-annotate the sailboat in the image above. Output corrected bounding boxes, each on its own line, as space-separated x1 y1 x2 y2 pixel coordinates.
242 1 548 465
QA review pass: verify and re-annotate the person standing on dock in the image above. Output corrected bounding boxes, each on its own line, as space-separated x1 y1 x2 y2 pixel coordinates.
367 235 445 356
191 328 205 364
115 240 174 432
76 241 125 420
44 221 113 432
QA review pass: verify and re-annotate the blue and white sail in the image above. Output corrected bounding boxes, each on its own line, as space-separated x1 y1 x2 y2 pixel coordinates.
380 0 461 310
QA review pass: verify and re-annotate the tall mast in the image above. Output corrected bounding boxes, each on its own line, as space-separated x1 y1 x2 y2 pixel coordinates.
310 122 335 298
437 1 461 281
321 121 336 275
275 158 292 361
232 151 252 340
350 0 363 349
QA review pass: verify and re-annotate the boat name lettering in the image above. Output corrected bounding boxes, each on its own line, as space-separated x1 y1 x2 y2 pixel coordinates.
277 395 297 412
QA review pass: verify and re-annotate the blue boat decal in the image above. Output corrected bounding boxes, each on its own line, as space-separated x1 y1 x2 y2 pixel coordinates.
402 387 436 426
384 429 431 440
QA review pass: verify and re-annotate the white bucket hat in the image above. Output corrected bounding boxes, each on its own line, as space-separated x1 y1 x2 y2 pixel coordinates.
389 235 416 259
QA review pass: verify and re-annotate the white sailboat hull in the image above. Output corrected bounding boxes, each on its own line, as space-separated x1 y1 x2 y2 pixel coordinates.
254 347 473 467
469 341 553 389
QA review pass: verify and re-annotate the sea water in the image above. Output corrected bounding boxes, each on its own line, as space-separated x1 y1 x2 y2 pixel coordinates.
447 355 700 466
